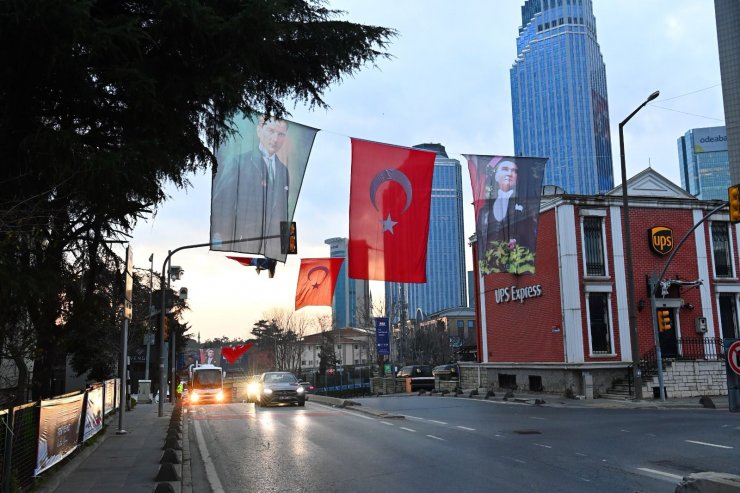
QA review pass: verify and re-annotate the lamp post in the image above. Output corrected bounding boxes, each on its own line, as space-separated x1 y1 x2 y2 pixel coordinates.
619 90 660 400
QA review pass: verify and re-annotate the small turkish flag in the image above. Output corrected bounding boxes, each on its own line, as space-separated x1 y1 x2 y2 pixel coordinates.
295 258 344 311
221 343 254 363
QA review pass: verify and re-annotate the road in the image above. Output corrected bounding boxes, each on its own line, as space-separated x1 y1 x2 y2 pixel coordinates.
187 396 740 492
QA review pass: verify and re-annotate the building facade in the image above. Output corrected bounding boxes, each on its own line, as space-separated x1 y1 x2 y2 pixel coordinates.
299 328 374 371
678 126 730 200
386 144 467 324
715 0 740 185
511 0 613 195
472 168 735 398
390 307 477 365
325 237 371 329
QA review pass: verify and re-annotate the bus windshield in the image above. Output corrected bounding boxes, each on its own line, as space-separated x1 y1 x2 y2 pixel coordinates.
193 369 222 389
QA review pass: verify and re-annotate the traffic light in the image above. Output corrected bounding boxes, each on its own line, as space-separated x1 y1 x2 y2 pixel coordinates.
657 309 672 332
728 185 740 224
281 221 297 255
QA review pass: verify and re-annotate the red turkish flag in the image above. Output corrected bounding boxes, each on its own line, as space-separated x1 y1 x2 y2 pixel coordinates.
221 343 254 363
295 258 344 311
348 139 435 282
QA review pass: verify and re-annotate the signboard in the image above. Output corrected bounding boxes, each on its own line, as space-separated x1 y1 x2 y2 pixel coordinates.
35 394 85 475
375 317 390 356
83 386 104 442
693 127 727 154
724 339 740 413
648 226 673 256
728 340 740 375
124 246 134 319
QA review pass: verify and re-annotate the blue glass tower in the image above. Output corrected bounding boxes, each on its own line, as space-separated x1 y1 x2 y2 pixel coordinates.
385 144 467 323
325 237 371 328
511 0 613 195
678 126 730 200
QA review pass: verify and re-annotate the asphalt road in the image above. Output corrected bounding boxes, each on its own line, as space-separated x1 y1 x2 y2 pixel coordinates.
186 396 740 492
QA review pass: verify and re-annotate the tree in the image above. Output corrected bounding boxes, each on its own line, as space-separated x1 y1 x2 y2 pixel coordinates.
317 330 337 375
0 1 394 398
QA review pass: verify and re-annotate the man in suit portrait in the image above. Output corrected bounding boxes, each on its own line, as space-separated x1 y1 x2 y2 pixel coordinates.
211 115 290 260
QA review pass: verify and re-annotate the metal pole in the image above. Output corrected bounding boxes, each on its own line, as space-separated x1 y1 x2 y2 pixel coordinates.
117 317 129 434
145 253 153 381
619 90 659 400
170 256 177 404
648 278 666 401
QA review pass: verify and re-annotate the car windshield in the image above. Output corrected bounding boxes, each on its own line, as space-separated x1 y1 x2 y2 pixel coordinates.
264 373 296 384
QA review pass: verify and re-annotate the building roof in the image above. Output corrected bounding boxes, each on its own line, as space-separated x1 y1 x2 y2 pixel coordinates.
607 167 696 199
301 327 373 344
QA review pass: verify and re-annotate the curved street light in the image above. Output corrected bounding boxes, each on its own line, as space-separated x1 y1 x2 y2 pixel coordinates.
619 90 659 400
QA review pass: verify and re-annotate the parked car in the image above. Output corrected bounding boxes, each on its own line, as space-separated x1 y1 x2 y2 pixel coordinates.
432 364 460 381
252 372 306 407
396 365 435 391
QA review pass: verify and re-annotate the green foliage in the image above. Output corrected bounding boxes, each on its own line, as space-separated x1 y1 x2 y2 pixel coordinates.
480 240 536 275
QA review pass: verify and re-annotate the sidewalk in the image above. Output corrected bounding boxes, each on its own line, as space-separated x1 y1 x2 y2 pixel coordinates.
34 401 174 493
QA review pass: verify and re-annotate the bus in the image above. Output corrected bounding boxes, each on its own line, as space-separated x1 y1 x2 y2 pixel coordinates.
188 364 226 405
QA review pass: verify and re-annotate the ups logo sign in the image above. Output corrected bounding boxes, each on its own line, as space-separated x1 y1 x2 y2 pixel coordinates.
649 226 673 256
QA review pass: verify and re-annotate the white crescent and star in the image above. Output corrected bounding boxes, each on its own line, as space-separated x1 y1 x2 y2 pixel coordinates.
306 265 329 289
369 169 413 234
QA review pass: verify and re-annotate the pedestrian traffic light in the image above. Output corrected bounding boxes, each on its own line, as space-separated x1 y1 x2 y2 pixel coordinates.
657 309 672 332
728 185 740 224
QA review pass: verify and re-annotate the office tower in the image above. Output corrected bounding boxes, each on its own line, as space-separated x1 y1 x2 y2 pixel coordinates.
678 126 730 200
511 0 613 195
385 144 467 323
715 0 740 185
325 237 371 328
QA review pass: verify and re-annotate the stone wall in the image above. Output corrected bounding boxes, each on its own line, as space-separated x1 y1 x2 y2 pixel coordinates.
641 360 728 398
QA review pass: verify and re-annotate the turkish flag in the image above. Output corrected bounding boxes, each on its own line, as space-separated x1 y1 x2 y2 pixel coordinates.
348 139 435 282
221 343 254 363
295 258 344 311
227 256 277 278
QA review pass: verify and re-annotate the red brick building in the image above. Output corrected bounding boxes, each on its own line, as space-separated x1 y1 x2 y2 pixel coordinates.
470 169 735 398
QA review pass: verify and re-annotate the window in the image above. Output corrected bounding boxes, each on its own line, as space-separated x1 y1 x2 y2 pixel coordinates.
587 292 612 354
582 215 606 276
354 344 359 350
711 222 733 278
719 293 739 339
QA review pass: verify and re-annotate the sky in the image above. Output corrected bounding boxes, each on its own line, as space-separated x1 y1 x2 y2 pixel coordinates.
126 1 725 343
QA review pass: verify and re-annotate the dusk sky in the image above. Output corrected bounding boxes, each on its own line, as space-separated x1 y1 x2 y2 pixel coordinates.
126 1 725 342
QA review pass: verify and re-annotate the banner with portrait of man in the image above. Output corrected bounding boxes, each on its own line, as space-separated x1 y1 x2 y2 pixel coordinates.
211 112 319 262
465 155 547 275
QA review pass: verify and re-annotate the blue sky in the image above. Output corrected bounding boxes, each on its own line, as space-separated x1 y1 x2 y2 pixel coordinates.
128 1 724 342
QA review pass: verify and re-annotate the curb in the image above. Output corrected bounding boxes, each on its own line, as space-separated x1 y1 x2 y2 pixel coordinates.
308 394 405 419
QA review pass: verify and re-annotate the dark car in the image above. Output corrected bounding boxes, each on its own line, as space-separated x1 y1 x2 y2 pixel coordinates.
397 365 435 391
253 372 306 407
432 364 460 381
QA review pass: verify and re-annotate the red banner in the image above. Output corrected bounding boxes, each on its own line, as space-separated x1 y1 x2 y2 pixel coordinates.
348 139 435 282
222 343 254 363
295 258 344 310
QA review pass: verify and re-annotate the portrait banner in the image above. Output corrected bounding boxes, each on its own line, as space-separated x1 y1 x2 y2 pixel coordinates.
465 155 547 275
211 112 319 262
200 347 222 365
295 257 344 310
348 139 436 282
83 385 104 442
35 394 85 476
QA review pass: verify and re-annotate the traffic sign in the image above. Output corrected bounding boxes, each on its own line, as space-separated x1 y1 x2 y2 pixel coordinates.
728 341 740 375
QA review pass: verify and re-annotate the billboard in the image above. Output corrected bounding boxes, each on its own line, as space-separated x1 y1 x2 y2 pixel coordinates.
375 317 390 356
693 127 727 154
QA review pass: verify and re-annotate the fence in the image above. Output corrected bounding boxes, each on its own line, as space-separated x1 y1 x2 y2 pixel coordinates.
0 379 120 492
639 337 725 378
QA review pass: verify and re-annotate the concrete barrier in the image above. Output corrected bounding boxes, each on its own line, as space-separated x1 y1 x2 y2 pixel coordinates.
674 472 740 492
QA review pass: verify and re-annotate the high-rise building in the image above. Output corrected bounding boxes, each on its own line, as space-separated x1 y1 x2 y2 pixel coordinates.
325 237 371 328
510 0 613 195
715 0 740 185
678 126 729 200
385 144 467 324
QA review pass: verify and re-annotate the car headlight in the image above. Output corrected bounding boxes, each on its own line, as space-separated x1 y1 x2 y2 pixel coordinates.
216 391 224 402
263 388 273 395
247 383 259 394
190 391 199 403
296 386 305 394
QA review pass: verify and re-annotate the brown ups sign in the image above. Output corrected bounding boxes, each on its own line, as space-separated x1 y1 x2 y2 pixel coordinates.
649 226 673 256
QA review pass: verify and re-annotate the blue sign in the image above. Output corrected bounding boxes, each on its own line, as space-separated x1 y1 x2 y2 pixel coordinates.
375 317 390 356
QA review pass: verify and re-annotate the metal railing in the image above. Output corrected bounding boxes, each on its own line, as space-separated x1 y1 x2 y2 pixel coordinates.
638 337 725 378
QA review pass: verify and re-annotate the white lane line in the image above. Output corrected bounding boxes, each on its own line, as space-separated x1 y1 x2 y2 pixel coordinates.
193 419 226 493
495 434 504 438
685 440 733 449
512 458 526 464
428 419 447 425
580 478 591 483
405 415 424 421
620 429 629 433
400 427 416 433
575 452 587 457
456 426 476 431
529 416 545 420
637 468 684 481
534 443 552 449
380 421 394 426
427 435 444 441
647 433 657 437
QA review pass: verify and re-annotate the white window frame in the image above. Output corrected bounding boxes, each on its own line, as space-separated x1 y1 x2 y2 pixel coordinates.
709 220 737 279
584 284 615 357
580 209 609 279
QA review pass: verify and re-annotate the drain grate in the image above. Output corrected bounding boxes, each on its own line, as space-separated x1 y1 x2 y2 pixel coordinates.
513 430 542 435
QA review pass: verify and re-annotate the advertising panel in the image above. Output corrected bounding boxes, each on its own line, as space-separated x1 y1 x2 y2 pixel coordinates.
83 386 104 442
693 127 728 153
35 394 84 475
104 379 116 415
375 317 390 356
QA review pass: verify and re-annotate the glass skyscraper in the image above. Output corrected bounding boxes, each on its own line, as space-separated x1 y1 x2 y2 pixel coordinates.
325 237 371 328
678 126 730 201
385 144 467 323
511 0 613 195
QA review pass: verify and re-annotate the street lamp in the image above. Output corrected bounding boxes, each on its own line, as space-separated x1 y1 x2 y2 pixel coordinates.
619 90 659 400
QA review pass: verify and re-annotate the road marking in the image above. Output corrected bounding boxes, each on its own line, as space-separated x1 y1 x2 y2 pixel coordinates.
400 427 416 433
456 426 476 431
428 419 447 425
535 443 552 449
620 429 629 433
495 434 504 437
193 419 226 493
405 415 424 420
647 433 657 437
512 458 526 464
380 421 394 426
685 440 733 449
575 453 587 457
637 468 683 481
580 478 591 482
529 416 545 420
427 435 444 441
